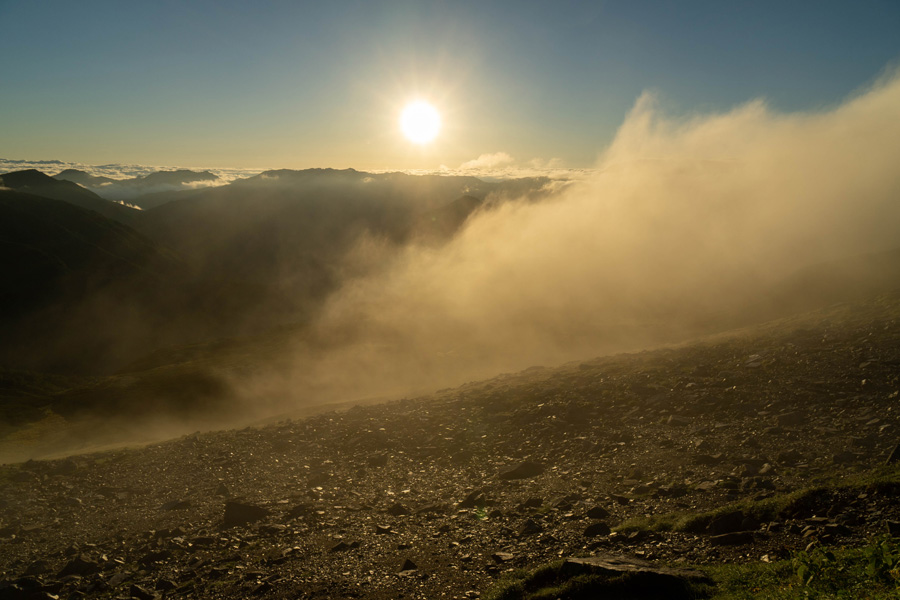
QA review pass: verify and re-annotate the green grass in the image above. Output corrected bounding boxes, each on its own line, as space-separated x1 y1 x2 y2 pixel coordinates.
708 536 900 599
485 464 900 600
614 464 900 535
483 538 900 600
482 559 712 600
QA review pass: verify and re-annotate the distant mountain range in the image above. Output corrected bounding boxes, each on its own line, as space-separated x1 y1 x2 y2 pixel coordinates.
52 169 117 187
53 168 220 205
0 169 140 223
3 164 900 415
0 167 535 373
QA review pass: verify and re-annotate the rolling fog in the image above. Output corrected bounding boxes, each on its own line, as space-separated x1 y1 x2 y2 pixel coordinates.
7 71 900 461
249 70 900 410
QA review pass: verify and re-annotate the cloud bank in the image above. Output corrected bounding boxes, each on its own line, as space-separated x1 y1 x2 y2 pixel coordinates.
0 158 263 184
258 70 900 407
446 152 581 181
460 151 515 170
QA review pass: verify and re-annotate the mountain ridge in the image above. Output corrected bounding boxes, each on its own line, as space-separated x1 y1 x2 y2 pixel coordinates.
1 169 140 224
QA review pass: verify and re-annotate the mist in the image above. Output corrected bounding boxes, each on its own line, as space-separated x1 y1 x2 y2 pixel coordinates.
6 72 900 462
252 71 900 408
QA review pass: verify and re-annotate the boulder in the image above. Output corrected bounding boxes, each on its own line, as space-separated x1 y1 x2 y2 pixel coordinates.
586 505 610 519
223 501 269 528
583 522 611 537
709 531 754 546
707 511 746 535
57 555 101 577
498 461 545 480
886 443 900 465
387 503 411 516
520 519 543 535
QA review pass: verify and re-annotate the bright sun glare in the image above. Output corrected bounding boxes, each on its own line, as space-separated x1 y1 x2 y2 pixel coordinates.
400 101 441 144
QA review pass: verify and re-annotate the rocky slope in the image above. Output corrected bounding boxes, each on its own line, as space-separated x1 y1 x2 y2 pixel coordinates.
1 293 899 599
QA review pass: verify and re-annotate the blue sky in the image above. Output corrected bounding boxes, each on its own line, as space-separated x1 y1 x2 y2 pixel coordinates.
1 0 898 170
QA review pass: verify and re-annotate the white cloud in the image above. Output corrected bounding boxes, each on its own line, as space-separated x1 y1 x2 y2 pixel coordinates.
256 69 900 407
460 152 516 170
528 157 565 169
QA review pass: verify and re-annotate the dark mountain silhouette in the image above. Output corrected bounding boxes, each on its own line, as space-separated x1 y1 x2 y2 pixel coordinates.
0 169 140 224
136 169 218 186
0 188 298 373
132 169 520 307
0 169 536 374
52 168 116 187
53 168 220 204
122 186 208 210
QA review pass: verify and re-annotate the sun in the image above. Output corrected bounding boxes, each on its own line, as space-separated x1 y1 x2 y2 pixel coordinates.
400 101 441 144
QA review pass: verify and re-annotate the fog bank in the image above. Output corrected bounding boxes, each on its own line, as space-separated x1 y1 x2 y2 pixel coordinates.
265 71 900 405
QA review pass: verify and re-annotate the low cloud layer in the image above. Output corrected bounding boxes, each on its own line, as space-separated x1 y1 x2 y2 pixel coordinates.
0 158 263 184
260 70 900 406
460 152 515 170
447 152 579 181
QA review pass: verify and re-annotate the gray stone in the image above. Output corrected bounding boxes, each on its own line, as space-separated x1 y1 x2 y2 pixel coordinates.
709 531 754 546
707 511 746 535
498 461 545 480
458 489 485 509
586 506 610 519
57 555 101 577
520 519 542 535
387 503 411 516
887 520 900 537
583 522 611 537
886 444 900 465
130 584 157 600
777 412 805 427
223 501 269 528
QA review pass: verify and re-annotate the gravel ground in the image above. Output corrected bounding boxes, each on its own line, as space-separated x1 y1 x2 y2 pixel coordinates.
2 293 900 599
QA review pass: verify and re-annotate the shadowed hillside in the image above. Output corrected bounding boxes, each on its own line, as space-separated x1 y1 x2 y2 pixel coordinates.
53 168 221 205
0 170 543 376
132 169 551 308
0 189 298 374
1 169 140 224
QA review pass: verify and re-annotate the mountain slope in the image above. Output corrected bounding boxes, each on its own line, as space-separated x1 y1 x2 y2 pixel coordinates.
0 189 297 373
0 188 177 317
133 169 547 304
54 168 221 203
52 169 116 187
1 169 140 224
0 291 899 599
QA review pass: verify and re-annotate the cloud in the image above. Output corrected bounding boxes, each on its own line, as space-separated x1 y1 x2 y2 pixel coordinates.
444 152 581 181
94 179 225 201
252 69 900 407
460 151 516 170
0 158 263 188
114 200 143 210
527 157 565 169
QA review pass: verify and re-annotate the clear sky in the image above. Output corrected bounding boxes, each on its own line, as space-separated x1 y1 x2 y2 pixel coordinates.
1 0 899 171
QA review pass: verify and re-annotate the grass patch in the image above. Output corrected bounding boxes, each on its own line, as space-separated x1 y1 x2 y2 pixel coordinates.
482 559 711 600
614 464 900 535
483 537 900 600
707 536 900 599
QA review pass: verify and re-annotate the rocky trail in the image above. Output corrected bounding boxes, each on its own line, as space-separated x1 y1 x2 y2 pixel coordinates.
2 293 900 599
